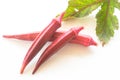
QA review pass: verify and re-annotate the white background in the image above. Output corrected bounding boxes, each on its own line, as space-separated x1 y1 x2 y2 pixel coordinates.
0 0 120 80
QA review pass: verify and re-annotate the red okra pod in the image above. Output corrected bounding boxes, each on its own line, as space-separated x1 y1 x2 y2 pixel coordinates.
3 31 97 46
32 27 83 74
51 31 97 46
20 12 64 74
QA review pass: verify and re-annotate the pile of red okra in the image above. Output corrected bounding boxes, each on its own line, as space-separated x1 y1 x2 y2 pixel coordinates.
3 12 97 74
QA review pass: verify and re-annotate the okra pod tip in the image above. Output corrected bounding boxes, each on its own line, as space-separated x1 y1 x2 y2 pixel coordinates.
20 62 27 74
3 35 12 38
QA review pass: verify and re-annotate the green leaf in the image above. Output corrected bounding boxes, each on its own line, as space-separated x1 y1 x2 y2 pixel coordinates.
96 0 119 45
63 0 103 20
62 0 120 45
115 1 120 10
